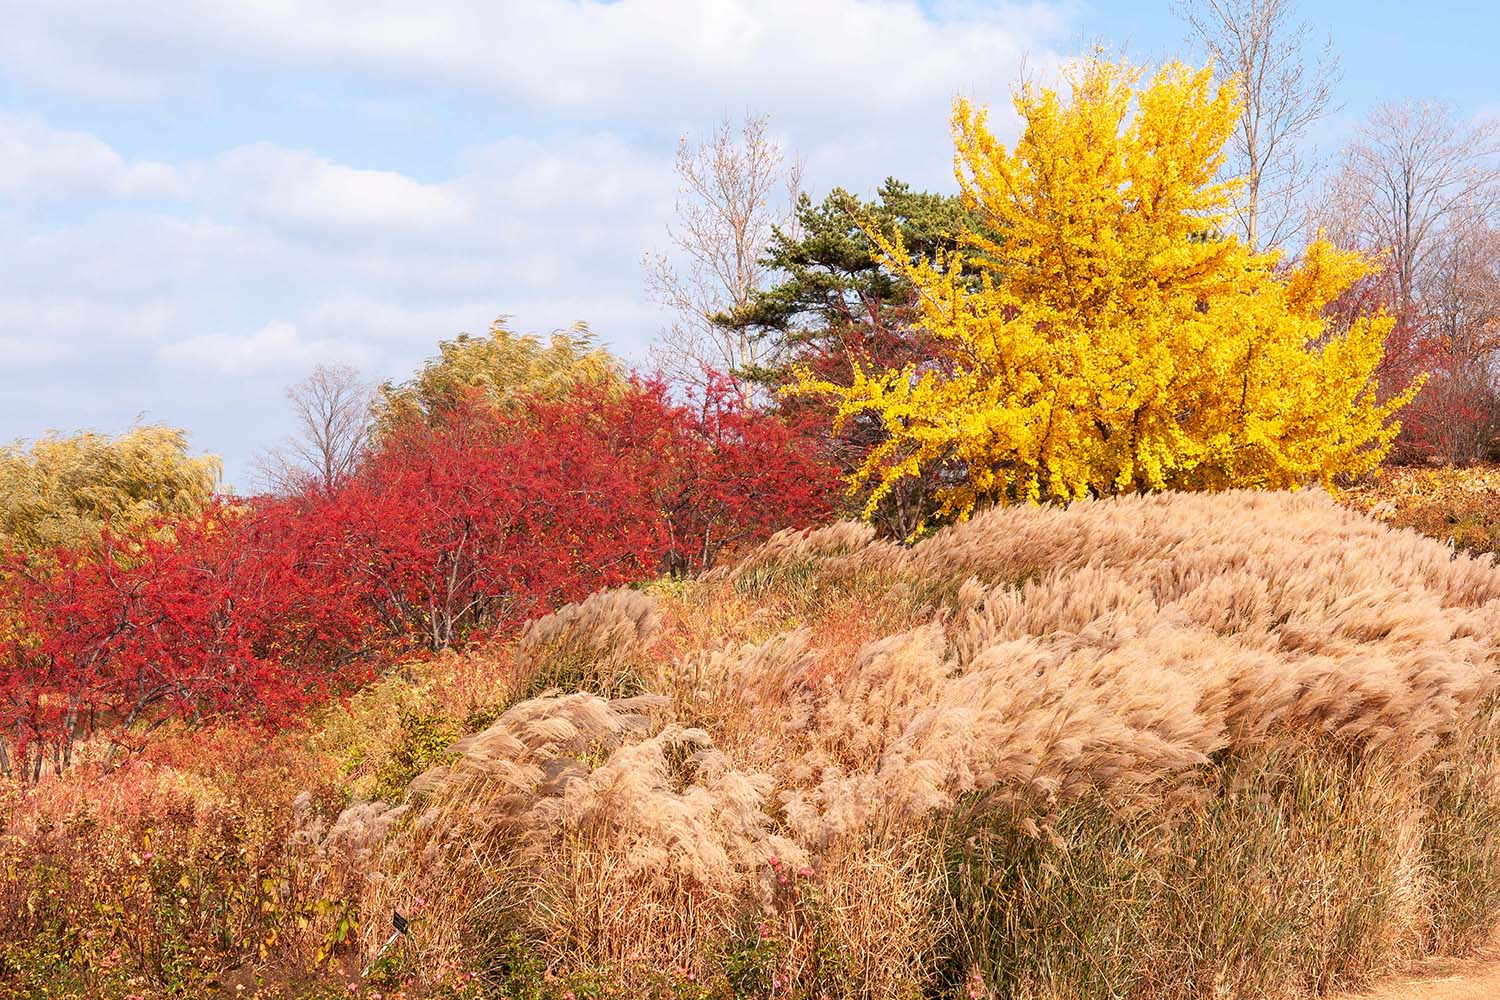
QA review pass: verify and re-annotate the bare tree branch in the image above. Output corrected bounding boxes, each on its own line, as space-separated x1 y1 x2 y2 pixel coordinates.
1314 103 1500 462
644 112 802 388
1319 102 1500 316
1175 0 1341 250
255 363 374 494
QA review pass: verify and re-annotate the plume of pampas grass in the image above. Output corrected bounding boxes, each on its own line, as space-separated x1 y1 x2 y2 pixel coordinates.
515 586 660 667
340 490 1500 995
722 521 877 584
506 587 661 702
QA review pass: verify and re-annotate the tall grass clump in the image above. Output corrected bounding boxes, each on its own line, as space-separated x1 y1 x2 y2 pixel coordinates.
942 739 1430 1000
1421 697 1500 954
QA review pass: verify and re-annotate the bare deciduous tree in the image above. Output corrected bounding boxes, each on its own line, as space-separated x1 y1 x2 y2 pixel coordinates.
1314 104 1500 462
1429 211 1500 356
1176 0 1340 250
256 363 374 494
1419 209 1500 462
1323 102 1500 316
645 112 802 387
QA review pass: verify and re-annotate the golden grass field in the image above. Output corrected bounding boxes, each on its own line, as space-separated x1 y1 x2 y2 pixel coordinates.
8 485 1500 999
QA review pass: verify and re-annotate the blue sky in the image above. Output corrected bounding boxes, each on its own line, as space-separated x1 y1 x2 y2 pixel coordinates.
2 0 1495 489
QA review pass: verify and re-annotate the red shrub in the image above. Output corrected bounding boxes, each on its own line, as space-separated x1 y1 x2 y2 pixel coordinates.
323 375 836 648
623 374 838 575
0 373 837 767
320 387 668 651
0 501 375 776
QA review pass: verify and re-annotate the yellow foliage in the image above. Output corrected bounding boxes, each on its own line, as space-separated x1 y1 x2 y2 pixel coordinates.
375 317 619 432
793 58 1419 524
0 424 220 551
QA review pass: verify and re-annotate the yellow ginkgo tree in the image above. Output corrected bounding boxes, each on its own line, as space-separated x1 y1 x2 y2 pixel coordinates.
793 58 1419 525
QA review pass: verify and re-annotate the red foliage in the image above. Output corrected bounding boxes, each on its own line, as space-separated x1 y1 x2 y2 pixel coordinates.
319 386 667 651
320 375 836 648
1323 263 1414 387
0 500 374 774
1326 262 1496 464
623 374 838 575
0 372 837 769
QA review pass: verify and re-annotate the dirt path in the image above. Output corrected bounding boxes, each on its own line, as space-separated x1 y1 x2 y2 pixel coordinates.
1334 956 1500 1000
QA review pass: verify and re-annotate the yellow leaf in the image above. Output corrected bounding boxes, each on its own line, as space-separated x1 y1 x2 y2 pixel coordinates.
788 55 1416 530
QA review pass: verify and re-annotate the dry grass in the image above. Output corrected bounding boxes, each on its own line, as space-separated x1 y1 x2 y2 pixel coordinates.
10 489 1500 999
1344 464 1500 555
340 489 1500 997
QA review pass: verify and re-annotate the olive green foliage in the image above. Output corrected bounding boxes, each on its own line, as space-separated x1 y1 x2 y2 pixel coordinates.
373 709 460 802
0 424 220 551
374 319 620 432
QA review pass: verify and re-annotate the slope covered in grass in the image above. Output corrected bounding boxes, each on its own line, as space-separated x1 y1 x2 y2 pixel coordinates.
1346 464 1500 556
7 490 1500 1000
345 489 1500 998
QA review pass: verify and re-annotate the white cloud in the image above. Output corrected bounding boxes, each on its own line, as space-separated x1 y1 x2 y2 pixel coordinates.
159 320 372 374
1 2 1064 143
0 117 468 239
0 113 180 200
189 144 468 233
0 0 1071 482
293 296 500 343
0 335 68 365
0 300 179 357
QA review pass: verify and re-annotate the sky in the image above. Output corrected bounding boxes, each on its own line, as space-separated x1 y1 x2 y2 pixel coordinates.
1 0 1496 489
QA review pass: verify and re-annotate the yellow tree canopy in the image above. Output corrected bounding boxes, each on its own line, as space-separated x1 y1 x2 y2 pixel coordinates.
376 318 620 433
794 58 1418 525
0 425 220 551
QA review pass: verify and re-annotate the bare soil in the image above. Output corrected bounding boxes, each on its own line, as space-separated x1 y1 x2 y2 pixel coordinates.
1334 955 1500 1000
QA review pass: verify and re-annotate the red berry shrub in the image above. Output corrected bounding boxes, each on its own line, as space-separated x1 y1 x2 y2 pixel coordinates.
622 374 837 576
322 387 667 651
0 499 374 777
1 374 836 769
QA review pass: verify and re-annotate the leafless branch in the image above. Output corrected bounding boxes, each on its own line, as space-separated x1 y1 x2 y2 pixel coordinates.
644 112 801 389
1176 0 1341 250
255 363 374 494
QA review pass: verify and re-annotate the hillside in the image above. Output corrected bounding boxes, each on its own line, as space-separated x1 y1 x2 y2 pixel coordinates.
11 488 1497 999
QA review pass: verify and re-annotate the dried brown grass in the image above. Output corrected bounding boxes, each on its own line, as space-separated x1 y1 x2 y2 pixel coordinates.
325 489 1500 997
